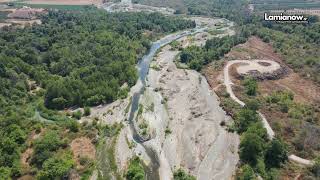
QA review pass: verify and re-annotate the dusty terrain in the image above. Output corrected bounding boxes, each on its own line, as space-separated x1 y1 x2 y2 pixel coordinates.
204 36 320 168
70 137 96 169
145 45 239 179
78 99 130 125
212 36 320 104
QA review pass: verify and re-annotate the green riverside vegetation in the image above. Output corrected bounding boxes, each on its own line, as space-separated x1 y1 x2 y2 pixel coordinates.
0 8 195 179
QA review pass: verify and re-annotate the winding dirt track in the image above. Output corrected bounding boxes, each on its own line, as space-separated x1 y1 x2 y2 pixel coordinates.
223 60 314 166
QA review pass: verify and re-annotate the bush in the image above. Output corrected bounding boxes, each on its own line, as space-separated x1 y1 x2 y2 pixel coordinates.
240 132 264 166
126 157 145 180
311 157 320 177
37 153 74 179
31 131 63 167
236 108 259 133
0 167 11 180
237 164 256 180
34 124 42 134
243 77 257 96
84 107 91 116
265 139 288 168
72 110 82 120
245 99 260 111
63 120 79 133
173 168 196 180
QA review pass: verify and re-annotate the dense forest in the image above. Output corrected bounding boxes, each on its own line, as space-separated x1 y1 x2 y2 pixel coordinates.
0 9 195 110
0 8 195 179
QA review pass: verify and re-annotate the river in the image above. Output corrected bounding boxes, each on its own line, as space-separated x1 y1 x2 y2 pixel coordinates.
103 1 207 179
126 29 206 180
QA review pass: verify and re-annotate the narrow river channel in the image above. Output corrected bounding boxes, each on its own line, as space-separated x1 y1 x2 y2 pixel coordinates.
127 29 205 180
103 1 208 179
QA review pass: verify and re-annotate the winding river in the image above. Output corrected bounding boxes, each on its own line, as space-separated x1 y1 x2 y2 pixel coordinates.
127 29 206 179
103 1 207 179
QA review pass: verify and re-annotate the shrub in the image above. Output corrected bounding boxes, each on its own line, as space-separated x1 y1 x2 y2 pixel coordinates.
126 157 145 180
37 153 74 179
72 110 82 120
173 168 196 180
310 156 320 177
31 131 63 167
265 139 288 168
64 120 79 133
240 132 264 166
243 77 257 96
245 99 260 111
237 164 256 180
236 108 259 133
0 167 11 180
84 107 91 116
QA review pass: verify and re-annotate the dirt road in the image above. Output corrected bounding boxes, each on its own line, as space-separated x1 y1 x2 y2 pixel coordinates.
223 59 314 166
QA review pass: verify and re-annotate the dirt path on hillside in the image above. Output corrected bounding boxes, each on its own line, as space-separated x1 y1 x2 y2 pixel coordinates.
223 59 314 166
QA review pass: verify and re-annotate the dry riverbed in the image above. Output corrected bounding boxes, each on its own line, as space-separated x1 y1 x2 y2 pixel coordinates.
142 45 240 179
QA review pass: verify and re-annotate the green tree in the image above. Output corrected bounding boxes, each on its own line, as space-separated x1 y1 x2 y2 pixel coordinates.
72 110 82 120
265 139 288 168
32 131 63 167
240 132 264 165
243 77 257 96
173 168 196 180
126 157 145 180
236 108 259 133
37 153 74 180
245 99 260 111
245 122 268 141
238 164 256 180
0 167 11 180
84 107 91 116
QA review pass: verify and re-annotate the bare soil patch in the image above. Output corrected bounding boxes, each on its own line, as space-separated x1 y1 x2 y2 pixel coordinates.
224 36 320 104
202 61 225 90
257 61 271 66
204 36 320 161
21 148 33 168
225 36 283 63
17 175 34 180
70 137 96 169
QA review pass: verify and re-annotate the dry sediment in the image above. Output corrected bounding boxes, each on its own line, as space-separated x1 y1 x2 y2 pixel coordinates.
145 46 239 179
